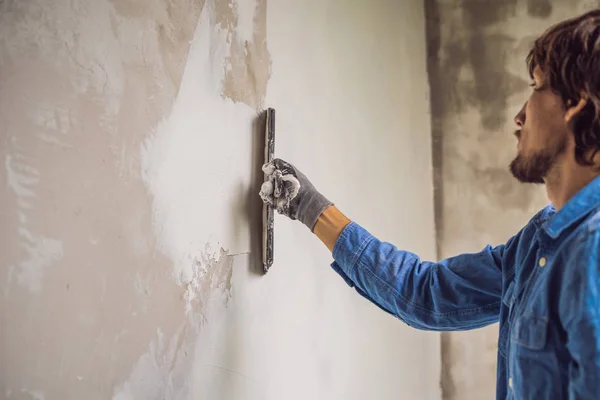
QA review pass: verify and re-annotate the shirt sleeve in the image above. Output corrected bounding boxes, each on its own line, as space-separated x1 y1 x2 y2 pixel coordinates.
559 230 600 399
331 221 508 331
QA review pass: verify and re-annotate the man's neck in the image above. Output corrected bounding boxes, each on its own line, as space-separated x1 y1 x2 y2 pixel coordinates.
545 160 600 210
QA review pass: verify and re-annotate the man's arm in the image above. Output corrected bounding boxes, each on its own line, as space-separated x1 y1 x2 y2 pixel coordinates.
261 159 509 331
560 229 600 399
328 211 508 330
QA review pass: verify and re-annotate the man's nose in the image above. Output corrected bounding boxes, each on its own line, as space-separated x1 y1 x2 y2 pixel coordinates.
514 102 527 127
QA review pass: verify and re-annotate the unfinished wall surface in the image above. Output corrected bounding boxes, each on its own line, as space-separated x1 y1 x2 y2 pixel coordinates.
425 1 600 399
1 1 440 399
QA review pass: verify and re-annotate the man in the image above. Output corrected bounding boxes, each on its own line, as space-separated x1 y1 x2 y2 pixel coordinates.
259 9 600 400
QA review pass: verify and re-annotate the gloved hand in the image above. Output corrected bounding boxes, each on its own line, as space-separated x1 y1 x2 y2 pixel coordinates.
259 158 333 231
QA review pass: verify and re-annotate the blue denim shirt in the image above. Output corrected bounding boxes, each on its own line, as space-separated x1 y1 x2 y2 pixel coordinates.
331 176 600 400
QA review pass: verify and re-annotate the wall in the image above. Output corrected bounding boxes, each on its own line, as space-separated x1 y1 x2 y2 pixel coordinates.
0 1 440 399
424 1 600 399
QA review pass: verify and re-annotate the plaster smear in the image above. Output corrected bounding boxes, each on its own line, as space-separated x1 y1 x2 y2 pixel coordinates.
234 0 258 44
112 249 234 400
112 327 189 400
219 0 271 109
116 0 269 397
183 247 234 319
5 151 63 293
15 228 63 293
141 0 256 290
112 252 234 400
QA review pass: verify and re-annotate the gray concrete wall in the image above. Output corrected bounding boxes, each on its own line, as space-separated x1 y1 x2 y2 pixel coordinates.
0 1 441 399
425 1 600 399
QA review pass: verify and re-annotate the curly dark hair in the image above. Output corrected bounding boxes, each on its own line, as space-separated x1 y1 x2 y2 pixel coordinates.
526 9 600 166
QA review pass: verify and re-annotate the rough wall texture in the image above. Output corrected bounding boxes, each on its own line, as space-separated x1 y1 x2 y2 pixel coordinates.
424 1 600 399
0 1 205 398
1 1 440 399
0 0 270 398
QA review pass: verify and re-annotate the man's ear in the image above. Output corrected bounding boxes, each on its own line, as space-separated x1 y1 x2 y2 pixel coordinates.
565 96 588 123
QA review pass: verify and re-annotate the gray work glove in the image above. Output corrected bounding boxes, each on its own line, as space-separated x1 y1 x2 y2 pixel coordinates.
259 158 333 231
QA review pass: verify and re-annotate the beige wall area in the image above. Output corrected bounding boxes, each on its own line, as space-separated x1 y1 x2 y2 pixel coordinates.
425 0 600 399
1 1 441 399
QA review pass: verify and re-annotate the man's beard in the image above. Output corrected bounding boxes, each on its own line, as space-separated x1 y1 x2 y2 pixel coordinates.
509 139 566 184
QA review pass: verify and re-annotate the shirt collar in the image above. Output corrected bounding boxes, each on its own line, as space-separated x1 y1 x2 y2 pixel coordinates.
543 175 600 239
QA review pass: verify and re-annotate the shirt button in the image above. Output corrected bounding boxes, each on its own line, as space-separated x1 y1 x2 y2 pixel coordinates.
539 257 547 267
509 378 513 388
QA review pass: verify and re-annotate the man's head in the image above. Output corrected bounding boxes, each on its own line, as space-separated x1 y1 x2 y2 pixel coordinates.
510 10 600 183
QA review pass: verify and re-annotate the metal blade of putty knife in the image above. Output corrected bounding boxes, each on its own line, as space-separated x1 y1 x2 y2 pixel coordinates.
263 108 275 273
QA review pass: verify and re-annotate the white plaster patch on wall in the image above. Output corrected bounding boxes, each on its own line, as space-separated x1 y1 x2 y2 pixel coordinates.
16 227 63 293
5 152 38 208
183 247 234 321
29 101 72 148
112 326 190 400
117 143 139 182
5 151 63 293
141 1 255 287
234 0 258 45
113 256 234 400
126 3 256 395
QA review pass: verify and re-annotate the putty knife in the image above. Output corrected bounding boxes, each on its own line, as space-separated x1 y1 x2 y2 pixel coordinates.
263 108 275 273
